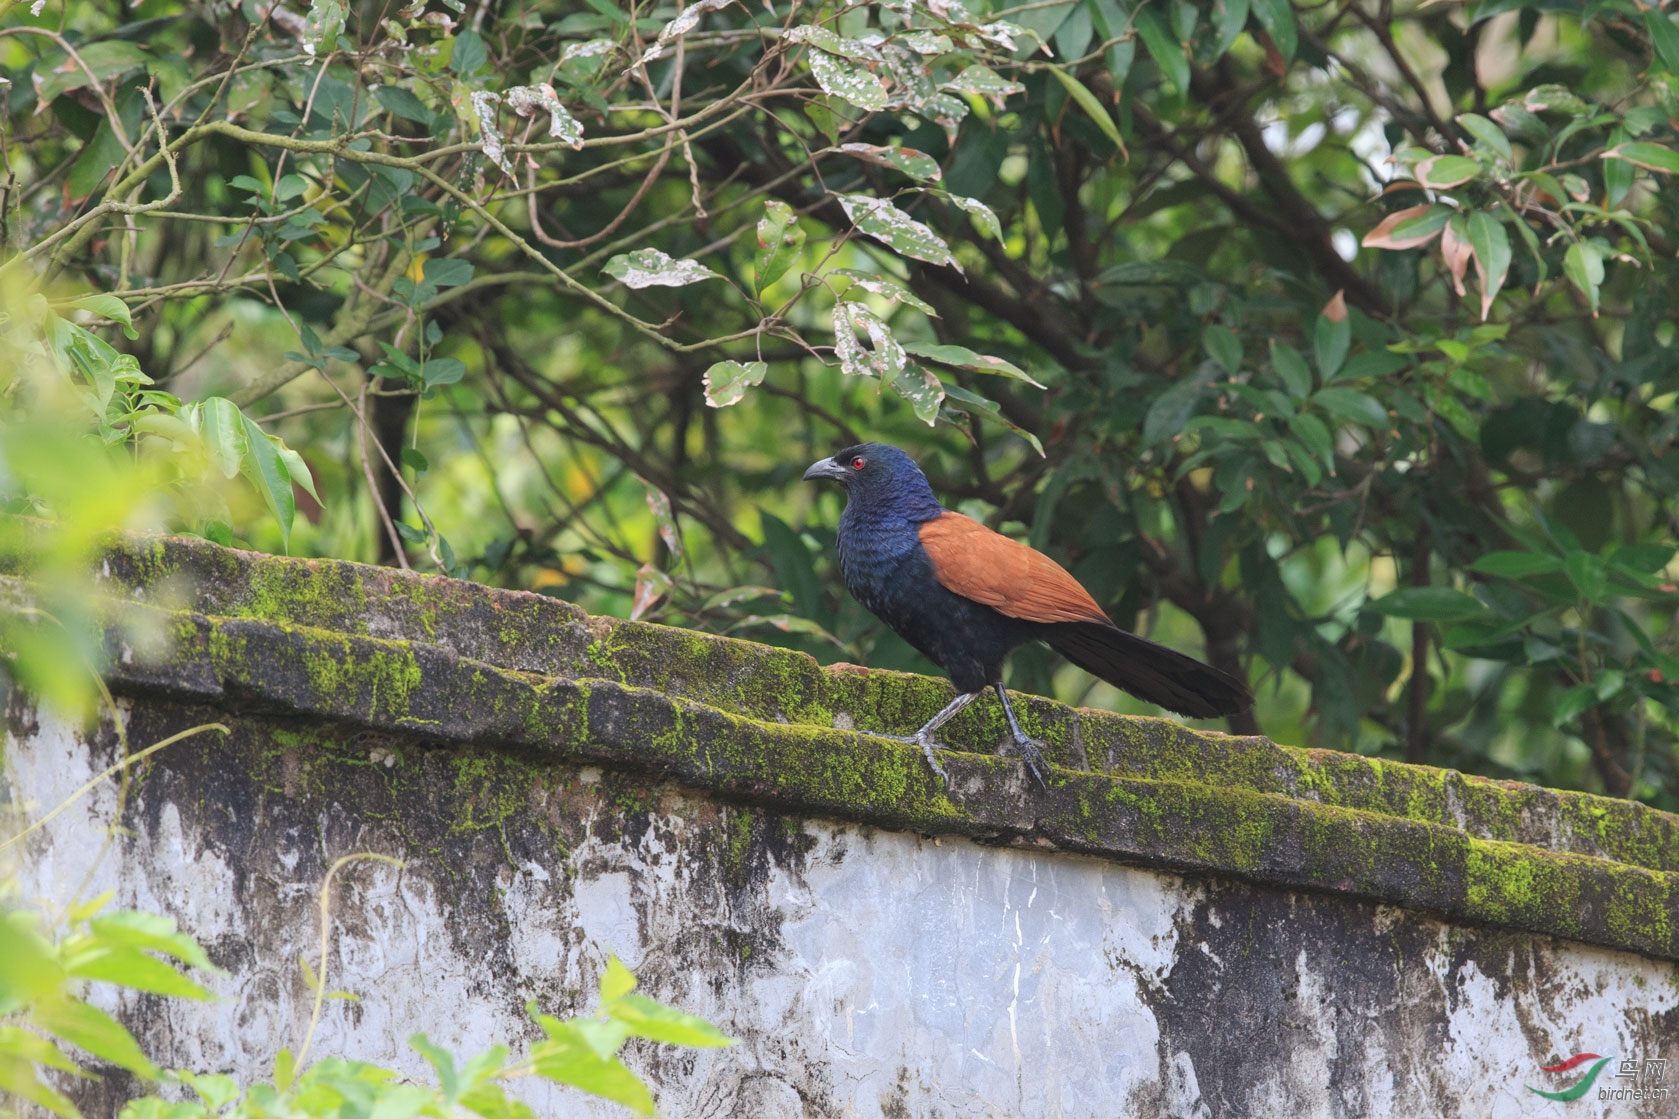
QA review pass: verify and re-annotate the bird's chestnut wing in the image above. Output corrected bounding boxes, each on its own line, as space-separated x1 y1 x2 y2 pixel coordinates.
917 512 1110 625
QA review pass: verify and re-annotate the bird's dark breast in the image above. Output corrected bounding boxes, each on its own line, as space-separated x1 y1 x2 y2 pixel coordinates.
837 516 1031 692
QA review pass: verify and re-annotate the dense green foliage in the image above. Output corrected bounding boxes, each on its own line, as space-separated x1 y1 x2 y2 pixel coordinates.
5 0 1679 810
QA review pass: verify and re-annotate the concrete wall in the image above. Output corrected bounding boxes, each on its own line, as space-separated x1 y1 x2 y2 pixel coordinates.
4 535 1677 1117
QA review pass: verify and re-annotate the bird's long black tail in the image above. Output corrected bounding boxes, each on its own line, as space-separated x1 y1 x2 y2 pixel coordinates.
1045 621 1252 718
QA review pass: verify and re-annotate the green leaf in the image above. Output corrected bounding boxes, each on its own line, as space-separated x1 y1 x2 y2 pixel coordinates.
1563 550 1608 602
1143 362 1220 448
1362 204 1450 250
1414 154 1481 189
374 85 435 125
273 1047 296 1091
529 1021 654 1115
754 200 805 295
1041 66 1126 156
410 1033 460 1100
1552 684 1597 727
32 996 157 1079
1214 0 1249 58
1563 240 1605 315
1312 312 1350 381
1456 113 1512 163
1604 141 1679 176
1609 543 1676 574
1134 8 1188 94
1466 210 1511 321
450 29 488 75
1203 324 1242 375
421 357 467 389
938 383 1045 456
275 443 321 502
901 342 1043 388
609 993 733 1047
423 258 474 288
1367 586 1490 621
1311 387 1390 430
33 41 150 102
86 911 215 972
599 956 637 1004
1469 552 1563 578
1644 11 1679 76
239 414 297 551
1287 412 1334 463
62 295 137 340
1251 0 1297 62
67 947 214 1001
701 360 768 408
188 397 248 479
1271 340 1312 399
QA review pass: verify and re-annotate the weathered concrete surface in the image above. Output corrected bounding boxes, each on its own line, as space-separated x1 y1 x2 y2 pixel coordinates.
3 534 1678 1117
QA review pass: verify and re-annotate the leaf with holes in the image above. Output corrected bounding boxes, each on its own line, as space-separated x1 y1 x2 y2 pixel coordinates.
836 143 941 182
892 364 945 425
604 249 720 288
831 270 937 316
808 49 890 111
942 193 1003 241
506 84 584 149
837 195 959 270
941 64 1024 108
902 342 1044 388
843 303 908 382
702 360 767 408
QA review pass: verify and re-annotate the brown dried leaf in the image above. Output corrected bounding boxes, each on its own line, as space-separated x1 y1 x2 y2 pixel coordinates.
1440 218 1472 298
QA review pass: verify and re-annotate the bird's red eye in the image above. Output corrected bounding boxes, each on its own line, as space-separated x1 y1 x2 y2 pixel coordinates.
850 456 867 470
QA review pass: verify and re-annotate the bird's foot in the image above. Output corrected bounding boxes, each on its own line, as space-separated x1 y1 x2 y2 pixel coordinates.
885 732 952 787
1010 733 1049 789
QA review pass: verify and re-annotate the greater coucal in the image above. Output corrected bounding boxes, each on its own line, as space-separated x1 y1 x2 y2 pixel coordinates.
804 443 1252 785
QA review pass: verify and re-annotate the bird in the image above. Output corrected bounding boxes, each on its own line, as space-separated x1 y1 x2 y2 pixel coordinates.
803 442 1252 786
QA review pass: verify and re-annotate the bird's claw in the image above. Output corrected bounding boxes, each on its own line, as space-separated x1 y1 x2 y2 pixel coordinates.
885 732 952 787
1012 733 1049 790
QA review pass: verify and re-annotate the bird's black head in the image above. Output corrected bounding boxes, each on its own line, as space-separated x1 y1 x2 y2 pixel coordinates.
802 443 943 518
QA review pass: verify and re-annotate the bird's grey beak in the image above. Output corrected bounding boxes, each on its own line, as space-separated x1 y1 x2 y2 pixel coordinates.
803 457 848 482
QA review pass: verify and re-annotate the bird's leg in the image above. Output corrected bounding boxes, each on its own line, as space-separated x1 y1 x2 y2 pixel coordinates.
884 691 979 785
994 684 1048 788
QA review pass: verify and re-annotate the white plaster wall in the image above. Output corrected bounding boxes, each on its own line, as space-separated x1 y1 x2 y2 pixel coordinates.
5 709 1677 1119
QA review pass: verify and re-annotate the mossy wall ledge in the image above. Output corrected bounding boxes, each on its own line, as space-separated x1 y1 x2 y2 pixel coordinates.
9 532 1671 961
